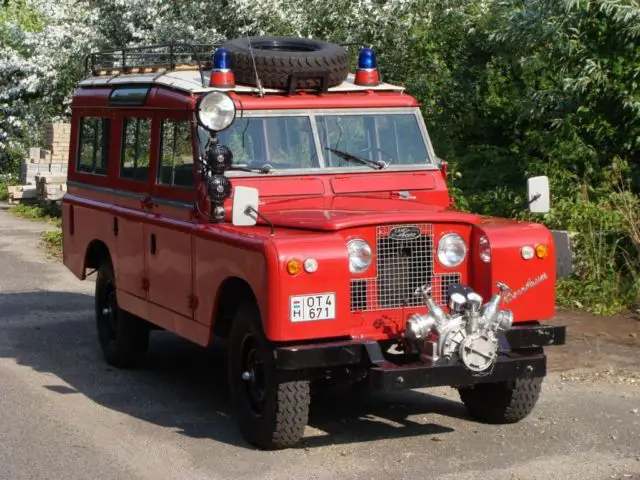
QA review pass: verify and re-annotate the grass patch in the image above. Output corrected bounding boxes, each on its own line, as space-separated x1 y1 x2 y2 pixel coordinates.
10 203 61 224
41 228 63 258
9 203 63 258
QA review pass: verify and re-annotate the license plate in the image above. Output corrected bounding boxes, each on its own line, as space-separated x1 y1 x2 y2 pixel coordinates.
289 293 336 322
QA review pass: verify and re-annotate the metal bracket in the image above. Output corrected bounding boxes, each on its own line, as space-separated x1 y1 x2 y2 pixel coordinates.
287 71 331 95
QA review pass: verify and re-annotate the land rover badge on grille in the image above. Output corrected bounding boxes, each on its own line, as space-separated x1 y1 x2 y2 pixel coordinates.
389 226 421 241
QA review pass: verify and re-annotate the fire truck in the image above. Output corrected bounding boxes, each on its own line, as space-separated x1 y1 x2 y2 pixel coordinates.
62 37 567 449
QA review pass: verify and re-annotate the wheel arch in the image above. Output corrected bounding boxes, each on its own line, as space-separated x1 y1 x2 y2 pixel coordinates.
84 239 111 277
212 276 261 342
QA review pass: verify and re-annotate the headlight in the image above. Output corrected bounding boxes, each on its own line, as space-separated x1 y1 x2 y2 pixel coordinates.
437 233 467 267
196 91 236 132
347 239 372 273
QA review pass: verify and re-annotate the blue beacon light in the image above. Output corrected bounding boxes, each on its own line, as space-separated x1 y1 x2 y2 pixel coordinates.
212 47 232 70
358 47 377 70
354 47 380 86
210 47 235 88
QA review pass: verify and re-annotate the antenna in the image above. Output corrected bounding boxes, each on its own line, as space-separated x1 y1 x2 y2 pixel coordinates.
246 36 264 97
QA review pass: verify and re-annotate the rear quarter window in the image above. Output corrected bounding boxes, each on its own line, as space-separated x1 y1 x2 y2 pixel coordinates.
77 117 110 175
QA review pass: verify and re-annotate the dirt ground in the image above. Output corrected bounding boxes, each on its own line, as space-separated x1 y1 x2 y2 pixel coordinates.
548 308 640 382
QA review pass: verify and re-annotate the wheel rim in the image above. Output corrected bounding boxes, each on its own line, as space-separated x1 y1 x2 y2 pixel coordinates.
240 334 267 415
98 279 118 342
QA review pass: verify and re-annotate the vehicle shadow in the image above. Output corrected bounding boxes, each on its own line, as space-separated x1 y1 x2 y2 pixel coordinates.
1 290 466 450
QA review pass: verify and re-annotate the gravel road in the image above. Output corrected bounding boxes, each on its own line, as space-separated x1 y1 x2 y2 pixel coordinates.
0 208 638 480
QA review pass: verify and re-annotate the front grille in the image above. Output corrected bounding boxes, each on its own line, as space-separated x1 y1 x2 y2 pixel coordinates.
350 224 461 312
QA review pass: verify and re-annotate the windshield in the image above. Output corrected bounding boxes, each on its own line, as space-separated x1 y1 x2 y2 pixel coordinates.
218 116 319 169
200 110 432 171
317 113 429 167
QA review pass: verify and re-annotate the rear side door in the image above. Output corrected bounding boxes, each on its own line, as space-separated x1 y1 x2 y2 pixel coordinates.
145 115 198 318
113 112 154 299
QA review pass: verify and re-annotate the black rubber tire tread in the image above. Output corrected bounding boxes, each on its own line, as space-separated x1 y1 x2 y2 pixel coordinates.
222 36 349 89
228 302 310 450
95 260 149 369
458 377 542 424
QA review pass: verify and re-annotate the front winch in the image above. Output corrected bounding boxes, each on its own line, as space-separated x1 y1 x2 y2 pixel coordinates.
405 282 514 373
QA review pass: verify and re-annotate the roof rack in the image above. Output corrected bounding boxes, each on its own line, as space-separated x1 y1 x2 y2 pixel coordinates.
85 43 222 87
84 40 372 90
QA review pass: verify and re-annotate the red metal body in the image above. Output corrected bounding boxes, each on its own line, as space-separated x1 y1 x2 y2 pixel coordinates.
63 84 556 348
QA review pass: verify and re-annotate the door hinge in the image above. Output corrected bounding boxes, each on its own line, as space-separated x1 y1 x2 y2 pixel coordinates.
188 295 199 310
142 277 150 291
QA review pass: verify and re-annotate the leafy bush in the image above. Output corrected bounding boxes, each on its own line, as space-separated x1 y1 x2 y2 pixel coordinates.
0 174 18 201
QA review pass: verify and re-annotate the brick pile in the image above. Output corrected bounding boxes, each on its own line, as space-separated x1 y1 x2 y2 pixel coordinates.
9 122 70 204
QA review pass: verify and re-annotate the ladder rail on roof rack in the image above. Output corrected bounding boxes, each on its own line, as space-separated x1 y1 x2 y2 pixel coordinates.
85 42 224 88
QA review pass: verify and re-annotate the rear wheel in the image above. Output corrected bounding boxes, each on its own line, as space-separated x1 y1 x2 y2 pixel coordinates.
228 303 310 449
458 377 542 424
95 260 149 368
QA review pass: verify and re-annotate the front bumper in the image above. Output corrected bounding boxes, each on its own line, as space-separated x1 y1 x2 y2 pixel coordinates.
274 323 565 392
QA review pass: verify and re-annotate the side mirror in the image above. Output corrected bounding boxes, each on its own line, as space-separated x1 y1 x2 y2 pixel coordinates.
527 175 550 213
232 186 259 226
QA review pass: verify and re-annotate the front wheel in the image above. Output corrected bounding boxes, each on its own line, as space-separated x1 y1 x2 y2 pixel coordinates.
95 260 149 369
458 377 542 424
228 303 310 450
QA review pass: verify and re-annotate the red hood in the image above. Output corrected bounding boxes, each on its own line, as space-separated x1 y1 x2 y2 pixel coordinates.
259 196 482 231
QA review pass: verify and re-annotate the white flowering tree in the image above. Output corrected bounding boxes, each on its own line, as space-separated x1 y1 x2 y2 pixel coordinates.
0 0 97 170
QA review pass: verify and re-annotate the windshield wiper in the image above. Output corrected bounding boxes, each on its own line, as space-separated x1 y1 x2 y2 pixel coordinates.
230 163 274 174
325 147 388 170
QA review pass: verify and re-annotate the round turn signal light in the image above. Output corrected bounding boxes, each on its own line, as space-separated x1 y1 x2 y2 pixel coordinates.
286 259 303 275
535 244 549 259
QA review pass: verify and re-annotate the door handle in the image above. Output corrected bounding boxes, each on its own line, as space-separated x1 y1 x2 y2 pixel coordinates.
140 195 155 210
150 233 156 255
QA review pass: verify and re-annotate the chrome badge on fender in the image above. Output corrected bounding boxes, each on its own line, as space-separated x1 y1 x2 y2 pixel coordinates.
503 273 549 303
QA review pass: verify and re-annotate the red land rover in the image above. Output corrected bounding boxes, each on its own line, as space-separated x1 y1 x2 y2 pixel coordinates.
62 37 567 449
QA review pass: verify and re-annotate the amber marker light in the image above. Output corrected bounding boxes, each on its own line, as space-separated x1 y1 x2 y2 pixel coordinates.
535 244 549 259
286 259 303 275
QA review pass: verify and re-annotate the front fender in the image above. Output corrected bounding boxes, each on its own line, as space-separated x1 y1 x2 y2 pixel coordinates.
268 233 353 342
471 219 556 323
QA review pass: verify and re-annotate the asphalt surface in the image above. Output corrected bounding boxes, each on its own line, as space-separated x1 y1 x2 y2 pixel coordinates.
0 208 638 480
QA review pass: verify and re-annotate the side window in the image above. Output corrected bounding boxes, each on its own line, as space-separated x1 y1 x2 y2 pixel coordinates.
158 120 194 187
120 118 151 181
77 117 110 175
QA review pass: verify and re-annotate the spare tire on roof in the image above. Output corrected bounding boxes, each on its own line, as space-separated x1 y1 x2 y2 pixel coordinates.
222 36 349 90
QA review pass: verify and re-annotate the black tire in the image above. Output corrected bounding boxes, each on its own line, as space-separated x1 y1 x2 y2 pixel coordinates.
95 260 149 369
228 303 310 450
222 36 349 89
458 377 542 424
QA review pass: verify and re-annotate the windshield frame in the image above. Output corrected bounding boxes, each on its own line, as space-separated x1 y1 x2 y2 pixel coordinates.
201 107 439 177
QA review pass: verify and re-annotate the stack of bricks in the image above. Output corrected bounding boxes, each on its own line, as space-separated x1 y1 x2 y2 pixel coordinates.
44 123 71 164
10 122 70 204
